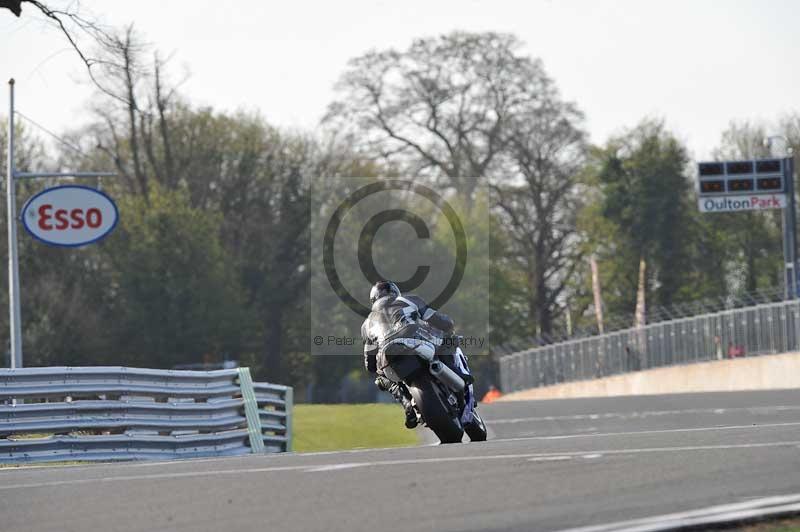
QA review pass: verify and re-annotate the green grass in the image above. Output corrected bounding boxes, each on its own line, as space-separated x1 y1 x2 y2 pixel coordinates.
292 403 420 453
0 461 87 469
741 517 800 531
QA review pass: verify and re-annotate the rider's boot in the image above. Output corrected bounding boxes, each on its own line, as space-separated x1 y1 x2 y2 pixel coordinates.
375 376 418 429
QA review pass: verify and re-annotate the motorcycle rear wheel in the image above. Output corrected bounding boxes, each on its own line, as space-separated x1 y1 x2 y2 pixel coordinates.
406 375 464 444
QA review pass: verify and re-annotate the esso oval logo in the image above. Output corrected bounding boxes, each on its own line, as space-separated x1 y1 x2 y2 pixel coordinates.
21 186 119 247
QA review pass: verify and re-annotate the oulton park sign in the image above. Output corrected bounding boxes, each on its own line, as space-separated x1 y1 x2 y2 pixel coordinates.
698 194 787 213
697 158 788 214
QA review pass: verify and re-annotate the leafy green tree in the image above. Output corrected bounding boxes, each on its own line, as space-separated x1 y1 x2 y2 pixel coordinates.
589 119 716 316
99 184 252 368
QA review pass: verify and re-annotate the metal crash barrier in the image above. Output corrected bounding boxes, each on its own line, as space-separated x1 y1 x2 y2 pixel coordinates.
0 366 293 463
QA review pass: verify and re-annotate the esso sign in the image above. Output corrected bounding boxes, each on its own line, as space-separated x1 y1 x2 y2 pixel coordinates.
21 186 118 247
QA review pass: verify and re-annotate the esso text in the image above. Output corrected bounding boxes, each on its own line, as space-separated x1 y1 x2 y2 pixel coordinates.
37 204 104 231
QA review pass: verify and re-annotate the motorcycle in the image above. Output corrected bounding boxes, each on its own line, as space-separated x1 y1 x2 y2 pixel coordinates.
379 329 488 444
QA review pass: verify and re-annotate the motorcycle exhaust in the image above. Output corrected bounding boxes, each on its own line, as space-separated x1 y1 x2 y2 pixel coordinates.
429 360 465 392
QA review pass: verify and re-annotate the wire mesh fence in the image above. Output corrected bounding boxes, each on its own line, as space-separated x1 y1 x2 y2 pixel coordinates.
498 298 800 394
493 287 789 355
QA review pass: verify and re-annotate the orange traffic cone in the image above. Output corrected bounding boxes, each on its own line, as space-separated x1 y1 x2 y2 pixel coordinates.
481 385 502 403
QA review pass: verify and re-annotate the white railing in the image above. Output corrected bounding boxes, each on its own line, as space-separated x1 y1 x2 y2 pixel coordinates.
499 299 800 393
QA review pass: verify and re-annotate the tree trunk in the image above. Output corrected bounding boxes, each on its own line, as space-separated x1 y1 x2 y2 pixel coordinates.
535 274 552 336
261 305 285 383
590 256 604 334
633 256 648 368
634 257 647 328
121 29 148 199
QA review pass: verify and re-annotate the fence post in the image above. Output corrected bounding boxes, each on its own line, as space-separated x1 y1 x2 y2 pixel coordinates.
793 300 800 352
284 386 293 452
237 367 265 454
499 357 509 392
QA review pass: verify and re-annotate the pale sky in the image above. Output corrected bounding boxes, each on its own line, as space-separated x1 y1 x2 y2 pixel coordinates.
2 0 798 161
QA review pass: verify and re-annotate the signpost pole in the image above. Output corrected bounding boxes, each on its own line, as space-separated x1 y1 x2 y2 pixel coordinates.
7 79 22 368
5 79 116 369
784 156 798 299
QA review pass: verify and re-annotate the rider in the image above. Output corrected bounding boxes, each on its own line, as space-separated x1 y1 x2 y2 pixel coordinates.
361 280 470 428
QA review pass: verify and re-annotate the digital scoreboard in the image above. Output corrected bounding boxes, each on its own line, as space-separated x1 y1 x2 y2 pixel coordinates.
697 157 789 213
698 155 796 301
697 158 785 196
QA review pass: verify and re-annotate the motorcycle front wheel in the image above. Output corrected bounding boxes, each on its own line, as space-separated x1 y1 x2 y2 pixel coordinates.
464 408 488 441
406 374 464 444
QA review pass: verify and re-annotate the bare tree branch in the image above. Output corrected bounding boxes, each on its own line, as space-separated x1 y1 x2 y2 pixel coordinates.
19 1 129 104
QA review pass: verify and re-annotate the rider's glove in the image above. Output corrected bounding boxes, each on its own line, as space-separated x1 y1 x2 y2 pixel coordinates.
375 375 392 392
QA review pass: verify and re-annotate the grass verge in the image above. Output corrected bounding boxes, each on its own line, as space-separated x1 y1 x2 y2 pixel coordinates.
0 461 87 469
293 403 419 453
740 516 800 531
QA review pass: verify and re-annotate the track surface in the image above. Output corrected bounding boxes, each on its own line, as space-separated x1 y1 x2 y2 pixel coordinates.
3 389 800 532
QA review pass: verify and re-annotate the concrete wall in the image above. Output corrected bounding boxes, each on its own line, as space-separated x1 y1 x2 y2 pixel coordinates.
499 352 800 401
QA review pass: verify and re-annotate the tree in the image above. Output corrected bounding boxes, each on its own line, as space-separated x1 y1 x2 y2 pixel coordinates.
0 1 21 17
99 185 252 368
58 32 324 382
326 29 593 346
492 89 588 336
325 31 554 195
2 1 134 103
590 119 708 315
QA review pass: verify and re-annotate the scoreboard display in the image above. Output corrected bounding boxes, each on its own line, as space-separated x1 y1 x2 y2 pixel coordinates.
698 162 724 177
727 178 754 192
699 180 724 194
697 158 784 196
757 177 783 190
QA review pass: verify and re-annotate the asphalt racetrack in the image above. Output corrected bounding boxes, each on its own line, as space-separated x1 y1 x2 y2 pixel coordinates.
3 389 800 532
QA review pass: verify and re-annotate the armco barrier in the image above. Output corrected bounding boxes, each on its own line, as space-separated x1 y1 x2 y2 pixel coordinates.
0 366 292 463
498 298 800 394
